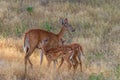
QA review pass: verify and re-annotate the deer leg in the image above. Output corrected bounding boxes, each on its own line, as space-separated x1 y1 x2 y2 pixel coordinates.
79 58 82 72
72 62 78 79
53 60 58 69
47 60 51 68
68 63 72 71
70 52 74 61
77 55 80 62
67 59 72 71
47 62 50 68
45 55 51 68
25 54 31 76
55 60 58 65
40 45 47 65
24 47 35 76
25 56 33 76
73 58 78 74
28 58 33 69
25 55 27 76
40 51 44 65
58 57 64 69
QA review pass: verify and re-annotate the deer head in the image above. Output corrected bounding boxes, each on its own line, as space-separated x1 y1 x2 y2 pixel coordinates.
59 18 75 32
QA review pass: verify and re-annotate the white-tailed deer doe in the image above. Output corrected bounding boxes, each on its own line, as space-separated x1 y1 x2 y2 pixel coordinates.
23 18 75 75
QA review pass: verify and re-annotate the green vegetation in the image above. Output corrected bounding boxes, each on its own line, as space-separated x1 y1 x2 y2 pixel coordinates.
115 64 120 80
26 6 33 13
44 22 52 32
89 73 104 80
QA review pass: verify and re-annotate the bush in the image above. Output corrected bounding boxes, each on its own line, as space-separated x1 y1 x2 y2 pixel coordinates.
89 73 104 80
26 6 33 14
115 64 120 80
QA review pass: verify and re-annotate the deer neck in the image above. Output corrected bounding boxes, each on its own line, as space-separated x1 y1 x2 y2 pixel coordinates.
57 26 66 39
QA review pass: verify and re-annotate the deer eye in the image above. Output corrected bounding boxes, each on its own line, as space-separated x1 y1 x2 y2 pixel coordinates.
45 39 48 42
44 38 49 43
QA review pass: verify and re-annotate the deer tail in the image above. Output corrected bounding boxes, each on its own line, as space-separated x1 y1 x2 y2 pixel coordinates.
23 33 30 54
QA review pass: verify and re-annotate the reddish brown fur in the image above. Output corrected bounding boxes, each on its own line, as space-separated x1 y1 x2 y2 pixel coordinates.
45 45 73 68
58 43 84 72
44 43 84 73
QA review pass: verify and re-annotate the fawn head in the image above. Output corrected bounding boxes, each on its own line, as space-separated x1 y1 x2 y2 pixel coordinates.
59 18 75 32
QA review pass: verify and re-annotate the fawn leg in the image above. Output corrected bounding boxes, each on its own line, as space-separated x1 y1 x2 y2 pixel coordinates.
58 58 64 69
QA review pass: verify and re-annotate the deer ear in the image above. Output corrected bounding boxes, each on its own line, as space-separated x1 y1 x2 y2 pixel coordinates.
64 18 68 23
59 18 64 24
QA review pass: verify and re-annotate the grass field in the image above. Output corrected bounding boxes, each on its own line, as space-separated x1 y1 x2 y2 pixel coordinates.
0 0 120 80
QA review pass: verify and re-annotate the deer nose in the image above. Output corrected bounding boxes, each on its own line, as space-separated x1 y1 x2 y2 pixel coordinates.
72 29 75 32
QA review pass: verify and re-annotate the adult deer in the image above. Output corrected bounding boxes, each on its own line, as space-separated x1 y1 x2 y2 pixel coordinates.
23 18 75 75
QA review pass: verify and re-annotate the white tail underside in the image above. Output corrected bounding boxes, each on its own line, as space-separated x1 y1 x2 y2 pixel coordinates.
23 36 30 54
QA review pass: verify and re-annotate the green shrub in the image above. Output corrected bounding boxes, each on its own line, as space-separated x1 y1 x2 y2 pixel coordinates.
1 27 10 38
2 31 8 38
15 24 27 37
39 21 52 32
26 6 33 14
115 64 120 80
89 73 104 80
15 26 21 37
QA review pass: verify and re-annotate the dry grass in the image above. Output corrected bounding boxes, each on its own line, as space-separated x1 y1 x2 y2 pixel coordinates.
0 37 119 80
0 0 120 80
